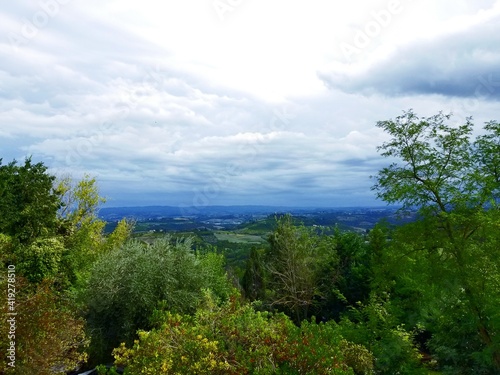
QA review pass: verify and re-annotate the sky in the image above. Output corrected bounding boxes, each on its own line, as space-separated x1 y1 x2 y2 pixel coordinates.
1 0 500 208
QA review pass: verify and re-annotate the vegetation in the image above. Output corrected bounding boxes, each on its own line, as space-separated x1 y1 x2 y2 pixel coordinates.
111 293 368 375
84 237 232 364
0 159 130 374
371 110 500 372
1 110 499 374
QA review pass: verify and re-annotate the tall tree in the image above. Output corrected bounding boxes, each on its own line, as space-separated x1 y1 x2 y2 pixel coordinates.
266 215 318 324
242 247 266 301
373 110 500 371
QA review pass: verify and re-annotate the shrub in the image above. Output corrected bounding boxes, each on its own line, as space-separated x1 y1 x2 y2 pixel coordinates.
113 292 367 374
15 237 65 283
0 277 88 374
337 293 425 374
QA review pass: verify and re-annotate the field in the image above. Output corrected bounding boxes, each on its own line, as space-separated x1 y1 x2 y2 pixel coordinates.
214 232 267 244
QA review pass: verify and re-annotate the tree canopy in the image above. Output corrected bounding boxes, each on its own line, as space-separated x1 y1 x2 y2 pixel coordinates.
373 110 500 214
0 157 61 245
373 110 500 372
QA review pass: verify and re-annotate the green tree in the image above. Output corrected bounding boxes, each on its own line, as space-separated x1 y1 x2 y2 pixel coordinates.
373 110 500 372
84 237 233 363
56 175 106 280
0 157 61 245
0 158 138 372
266 215 319 324
102 218 134 253
366 223 389 293
263 218 370 324
56 175 131 287
0 161 120 287
313 229 372 322
242 247 266 301
16 237 65 284
337 293 424 374
333 230 371 309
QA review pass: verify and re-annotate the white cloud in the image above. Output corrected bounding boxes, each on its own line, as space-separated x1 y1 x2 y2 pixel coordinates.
1 0 499 207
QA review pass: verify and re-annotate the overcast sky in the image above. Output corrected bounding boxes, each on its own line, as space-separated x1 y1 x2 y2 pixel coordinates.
1 0 499 208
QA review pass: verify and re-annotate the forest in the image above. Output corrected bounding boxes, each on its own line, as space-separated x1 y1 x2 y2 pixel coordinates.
1 110 499 374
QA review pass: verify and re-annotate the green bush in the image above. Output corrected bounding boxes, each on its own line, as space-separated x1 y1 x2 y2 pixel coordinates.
84 237 232 363
113 293 366 374
337 293 425 374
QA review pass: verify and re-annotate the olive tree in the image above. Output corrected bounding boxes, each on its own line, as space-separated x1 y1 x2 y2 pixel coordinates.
84 236 232 363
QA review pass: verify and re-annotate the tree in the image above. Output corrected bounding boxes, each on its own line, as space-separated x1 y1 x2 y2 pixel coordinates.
0 157 134 372
242 247 266 301
56 175 109 285
373 110 500 372
0 161 120 286
0 277 88 374
101 218 134 253
84 236 233 364
0 157 61 245
264 217 371 324
332 230 371 310
266 215 318 324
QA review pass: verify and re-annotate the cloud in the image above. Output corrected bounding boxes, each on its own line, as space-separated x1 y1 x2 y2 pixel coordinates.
2 1 499 208
319 14 500 100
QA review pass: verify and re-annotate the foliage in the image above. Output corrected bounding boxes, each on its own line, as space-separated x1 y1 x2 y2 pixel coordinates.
0 233 14 266
57 174 105 224
15 237 65 284
320 229 371 319
84 236 233 363
102 218 134 253
1 113 498 374
0 165 123 287
56 175 109 285
394 218 500 373
0 158 135 373
338 293 425 374
0 276 88 374
256 216 371 324
113 292 367 374
265 215 320 323
242 247 266 301
0 157 61 244
373 110 500 372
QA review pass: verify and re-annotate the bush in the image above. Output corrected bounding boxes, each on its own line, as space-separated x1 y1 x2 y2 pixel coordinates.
84 237 232 363
337 293 425 374
0 277 88 374
113 292 368 374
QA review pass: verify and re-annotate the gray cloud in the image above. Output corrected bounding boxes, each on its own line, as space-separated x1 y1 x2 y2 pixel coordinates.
320 17 500 100
2 2 499 208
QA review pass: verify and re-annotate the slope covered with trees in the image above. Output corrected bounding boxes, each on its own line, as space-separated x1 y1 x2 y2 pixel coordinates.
1 110 499 374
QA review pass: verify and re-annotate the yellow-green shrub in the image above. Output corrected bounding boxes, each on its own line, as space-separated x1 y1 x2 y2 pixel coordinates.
112 293 370 374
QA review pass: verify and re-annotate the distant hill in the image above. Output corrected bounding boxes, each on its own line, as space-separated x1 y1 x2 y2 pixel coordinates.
98 205 411 233
99 205 324 221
